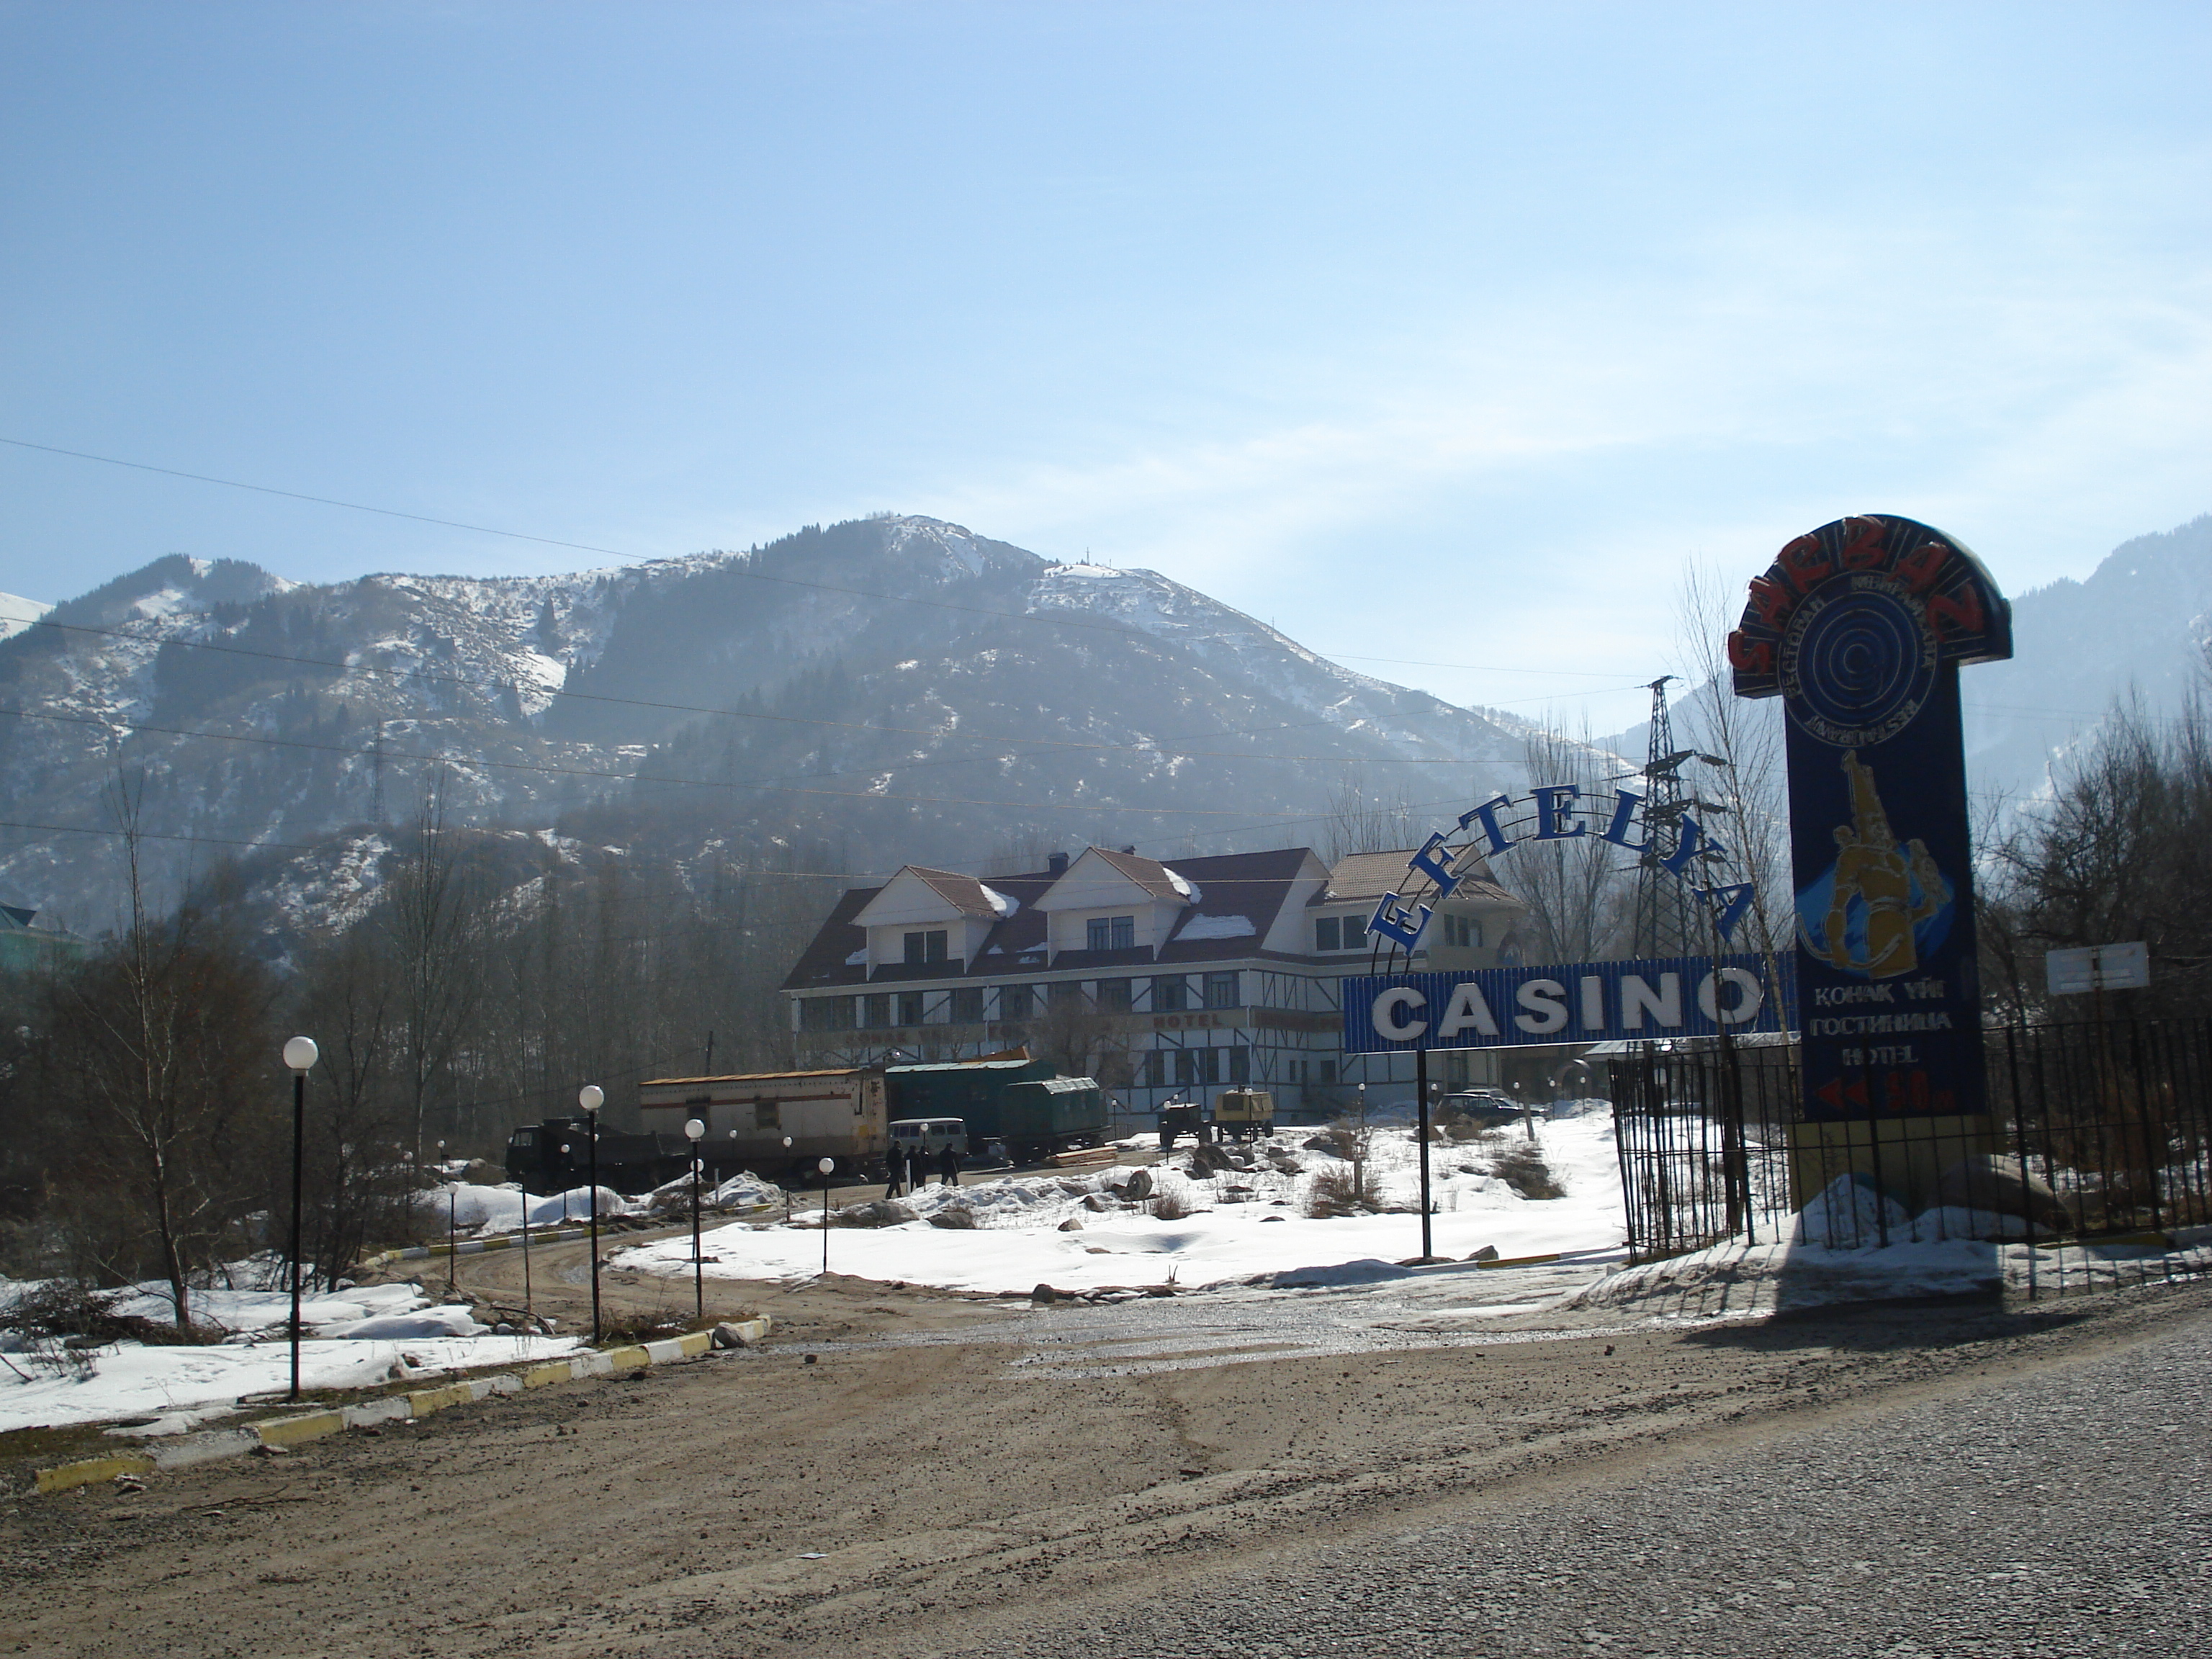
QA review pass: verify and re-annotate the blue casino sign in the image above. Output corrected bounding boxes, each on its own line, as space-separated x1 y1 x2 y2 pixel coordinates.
1337 781 1784 1056
1729 513 2011 1120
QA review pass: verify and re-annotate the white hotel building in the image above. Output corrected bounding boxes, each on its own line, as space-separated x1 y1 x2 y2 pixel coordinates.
781 845 1527 1120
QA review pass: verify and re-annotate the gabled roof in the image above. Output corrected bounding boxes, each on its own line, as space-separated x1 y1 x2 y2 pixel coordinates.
1063 846 1193 904
1315 849 1520 907
855 865 1015 925
781 845 1329 990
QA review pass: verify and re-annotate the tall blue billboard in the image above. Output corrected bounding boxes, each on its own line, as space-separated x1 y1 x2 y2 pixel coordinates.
1727 514 2011 1121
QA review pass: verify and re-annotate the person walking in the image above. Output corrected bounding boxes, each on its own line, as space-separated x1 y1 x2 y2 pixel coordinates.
884 1140 907 1199
938 1143 961 1189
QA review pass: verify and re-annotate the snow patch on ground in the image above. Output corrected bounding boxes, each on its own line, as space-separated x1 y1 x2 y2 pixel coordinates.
0 1275 580 1431
617 1120 1627 1295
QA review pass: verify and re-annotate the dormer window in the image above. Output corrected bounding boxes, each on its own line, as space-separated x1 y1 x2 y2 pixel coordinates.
1087 915 1136 951
1315 914 1368 952
1441 914 1481 948
903 930 948 966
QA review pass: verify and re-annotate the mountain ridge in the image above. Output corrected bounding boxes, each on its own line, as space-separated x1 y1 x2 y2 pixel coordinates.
0 516 1554 938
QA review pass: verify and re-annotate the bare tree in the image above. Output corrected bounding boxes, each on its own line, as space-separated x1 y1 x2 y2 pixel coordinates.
379 767 483 1161
291 925 414 1287
1987 688 2212 1020
1322 765 1420 863
1673 561 1793 960
1496 721 1630 962
1018 992 1129 1084
43 773 279 1324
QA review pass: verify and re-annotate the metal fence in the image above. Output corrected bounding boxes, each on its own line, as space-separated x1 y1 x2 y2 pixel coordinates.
1609 1018 2212 1296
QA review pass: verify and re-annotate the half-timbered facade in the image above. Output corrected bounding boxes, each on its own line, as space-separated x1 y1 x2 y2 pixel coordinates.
781 845 1526 1122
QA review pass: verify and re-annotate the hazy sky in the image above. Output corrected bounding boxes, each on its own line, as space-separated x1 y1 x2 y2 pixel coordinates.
4 1 2207 731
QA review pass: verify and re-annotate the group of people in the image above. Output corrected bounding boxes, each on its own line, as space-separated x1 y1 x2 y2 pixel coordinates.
884 1139 963 1197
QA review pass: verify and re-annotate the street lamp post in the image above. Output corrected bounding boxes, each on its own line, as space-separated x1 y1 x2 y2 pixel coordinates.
685 1117 706 1322
579 1084 604 1346
818 1156 836 1277
282 1036 319 1403
1416 1061 1435 1263
439 1138 456 1299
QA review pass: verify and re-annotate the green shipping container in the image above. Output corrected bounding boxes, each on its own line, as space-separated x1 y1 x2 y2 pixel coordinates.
999 1076 1107 1156
885 1058 1105 1158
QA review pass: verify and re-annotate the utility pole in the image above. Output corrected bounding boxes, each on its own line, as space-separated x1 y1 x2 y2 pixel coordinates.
1635 676 1701 959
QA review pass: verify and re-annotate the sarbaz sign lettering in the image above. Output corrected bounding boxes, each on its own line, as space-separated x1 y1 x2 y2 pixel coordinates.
1343 953 1794 1053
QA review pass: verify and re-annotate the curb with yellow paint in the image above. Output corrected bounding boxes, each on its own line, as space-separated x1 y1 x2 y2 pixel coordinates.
32 1320 764 1496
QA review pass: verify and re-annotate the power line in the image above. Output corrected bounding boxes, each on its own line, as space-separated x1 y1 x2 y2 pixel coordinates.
21 612 1507 761
0 704 1339 819
3 433 1658 706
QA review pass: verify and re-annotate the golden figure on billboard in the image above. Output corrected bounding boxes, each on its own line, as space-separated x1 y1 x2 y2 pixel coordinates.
1798 750 1953 979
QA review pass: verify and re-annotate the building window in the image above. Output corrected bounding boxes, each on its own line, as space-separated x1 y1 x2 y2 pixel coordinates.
1341 914 1366 949
753 1100 780 1130
1447 1052 1470 1087
1153 975 1188 1012
1173 1049 1198 1087
1315 915 1339 952
1087 914 1136 952
903 929 948 966
898 990 925 1026
1321 1059 1338 1086
1442 913 1481 949
862 993 890 1029
1049 980 1084 1007
799 997 854 1032
1200 1047 1221 1085
1229 1046 1249 1084
1096 977 1132 1012
1203 971 1238 1010
999 984 1033 1021
949 986 984 1024
1144 1050 1166 1087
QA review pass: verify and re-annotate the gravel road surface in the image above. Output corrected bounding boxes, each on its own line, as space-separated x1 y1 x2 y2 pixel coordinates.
928 1294 2212 1659
4 1262 2206 1659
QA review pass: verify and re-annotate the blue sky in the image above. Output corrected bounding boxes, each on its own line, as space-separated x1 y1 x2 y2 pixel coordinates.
4 1 2207 731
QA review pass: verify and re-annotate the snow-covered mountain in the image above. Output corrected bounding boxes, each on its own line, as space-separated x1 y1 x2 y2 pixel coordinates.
0 517 1554 935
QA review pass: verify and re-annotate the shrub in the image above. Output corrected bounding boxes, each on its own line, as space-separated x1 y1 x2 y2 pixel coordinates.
1303 1166 1367 1218
1488 1140 1565 1201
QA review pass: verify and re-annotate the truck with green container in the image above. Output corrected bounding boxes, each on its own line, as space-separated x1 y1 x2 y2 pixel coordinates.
884 1057 1107 1163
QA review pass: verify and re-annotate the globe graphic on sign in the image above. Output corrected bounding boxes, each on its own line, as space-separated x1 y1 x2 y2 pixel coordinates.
1783 580 1937 746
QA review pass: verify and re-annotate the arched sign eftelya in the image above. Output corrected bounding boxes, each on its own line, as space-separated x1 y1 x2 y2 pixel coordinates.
1338 779 1793 1056
1730 513 2010 1120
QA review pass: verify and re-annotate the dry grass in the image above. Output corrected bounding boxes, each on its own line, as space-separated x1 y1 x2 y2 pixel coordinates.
1149 1186 1193 1221
1303 1166 1368 1218
1488 1139 1565 1201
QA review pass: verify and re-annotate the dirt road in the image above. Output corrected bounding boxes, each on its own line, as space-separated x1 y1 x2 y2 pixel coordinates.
7 1262 2206 1659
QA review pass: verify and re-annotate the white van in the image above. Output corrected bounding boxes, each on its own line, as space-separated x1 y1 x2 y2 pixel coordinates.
889 1118 967 1159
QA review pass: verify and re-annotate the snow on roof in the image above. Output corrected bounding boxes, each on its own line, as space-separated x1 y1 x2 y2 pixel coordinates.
1174 913 1256 941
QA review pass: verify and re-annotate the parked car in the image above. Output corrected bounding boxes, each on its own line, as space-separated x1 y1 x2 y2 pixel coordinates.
889 1117 968 1161
1440 1089 1524 1127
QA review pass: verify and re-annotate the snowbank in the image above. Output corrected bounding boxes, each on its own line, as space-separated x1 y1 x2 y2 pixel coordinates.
412 1182 631 1234
0 1331 578 1433
0 1274 577 1432
1573 1224 2212 1321
616 1120 1627 1295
